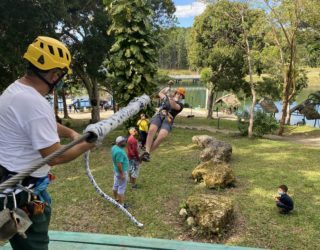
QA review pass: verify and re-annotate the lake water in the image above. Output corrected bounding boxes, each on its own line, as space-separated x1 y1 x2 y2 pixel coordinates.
184 85 320 127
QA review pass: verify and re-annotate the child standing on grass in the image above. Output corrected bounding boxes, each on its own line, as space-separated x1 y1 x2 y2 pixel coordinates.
274 184 294 214
127 127 141 189
137 113 149 149
112 136 129 208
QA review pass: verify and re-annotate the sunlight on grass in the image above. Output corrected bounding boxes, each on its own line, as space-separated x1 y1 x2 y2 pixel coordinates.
49 118 320 250
299 170 320 182
284 125 320 136
250 187 274 199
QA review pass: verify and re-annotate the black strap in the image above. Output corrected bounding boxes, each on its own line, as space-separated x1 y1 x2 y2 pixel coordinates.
31 67 66 94
0 165 39 187
159 95 171 113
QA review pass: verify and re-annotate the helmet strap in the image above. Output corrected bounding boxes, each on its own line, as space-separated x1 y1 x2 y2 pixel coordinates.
31 67 66 94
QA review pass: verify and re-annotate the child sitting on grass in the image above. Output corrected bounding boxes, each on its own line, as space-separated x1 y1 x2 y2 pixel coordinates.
274 184 294 214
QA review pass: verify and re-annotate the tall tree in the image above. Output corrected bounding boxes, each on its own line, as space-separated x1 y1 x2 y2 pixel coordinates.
104 0 159 108
158 28 189 69
261 0 305 135
0 0 65 90
56 0 113 123
235 2 267 137
188 1 249 119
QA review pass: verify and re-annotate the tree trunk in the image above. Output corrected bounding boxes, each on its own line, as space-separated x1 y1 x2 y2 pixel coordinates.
285 103 291 125
248 87 257 138
112 91 117 113
278 71 290 135
90 77 100 124
61 88 70 119
279 39 296 135
53 90 59 117
207 89 214 119
246 44 255 138
74 66 100 123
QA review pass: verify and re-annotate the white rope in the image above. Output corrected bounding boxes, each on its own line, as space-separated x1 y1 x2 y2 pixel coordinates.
84 152 143 227
83 95 151 228
0 94 151 228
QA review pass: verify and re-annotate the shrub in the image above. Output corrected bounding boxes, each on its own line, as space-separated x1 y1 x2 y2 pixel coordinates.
237 110 278 137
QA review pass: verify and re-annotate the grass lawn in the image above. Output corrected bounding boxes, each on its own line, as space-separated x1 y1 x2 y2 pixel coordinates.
159 67 320 86
158 69 198 76
284 125 320 137
175 116 239 131
48 118 320 250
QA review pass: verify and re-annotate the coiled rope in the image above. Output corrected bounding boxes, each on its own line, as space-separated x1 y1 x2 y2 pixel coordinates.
0 94 150 228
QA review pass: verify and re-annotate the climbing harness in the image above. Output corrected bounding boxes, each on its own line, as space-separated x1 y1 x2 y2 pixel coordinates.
157 81 175 125
0 192 32 241
0 94 150 229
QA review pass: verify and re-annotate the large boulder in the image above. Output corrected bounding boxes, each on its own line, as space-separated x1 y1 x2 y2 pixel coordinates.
192 135 232 163
192 135 214 148
192 161 236 189
200 140 232 163
183 194 234 235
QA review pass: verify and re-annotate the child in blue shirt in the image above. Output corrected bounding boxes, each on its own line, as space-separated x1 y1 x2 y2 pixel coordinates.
274 184 294 214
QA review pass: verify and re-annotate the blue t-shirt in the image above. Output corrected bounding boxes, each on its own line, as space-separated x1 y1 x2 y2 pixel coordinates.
111 145 129 173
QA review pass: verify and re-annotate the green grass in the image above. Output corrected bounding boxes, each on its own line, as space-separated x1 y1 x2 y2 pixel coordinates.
304 67 320 86
284 125 320 137
175 117 239 131
158 69 198 76
48 119 320 249
159 67 320 86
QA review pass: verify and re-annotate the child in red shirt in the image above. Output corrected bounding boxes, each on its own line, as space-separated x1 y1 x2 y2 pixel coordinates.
127 128 141 188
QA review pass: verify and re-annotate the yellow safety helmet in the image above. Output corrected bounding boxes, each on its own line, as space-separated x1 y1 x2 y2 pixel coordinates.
23 36 72 74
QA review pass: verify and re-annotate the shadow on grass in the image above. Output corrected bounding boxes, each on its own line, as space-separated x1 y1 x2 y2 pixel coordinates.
49 124 320 250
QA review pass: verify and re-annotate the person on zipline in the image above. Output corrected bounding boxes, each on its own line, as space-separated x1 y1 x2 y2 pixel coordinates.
0 36 95 249
140 86 186 162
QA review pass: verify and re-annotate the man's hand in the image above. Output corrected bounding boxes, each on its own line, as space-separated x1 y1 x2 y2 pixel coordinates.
274 196 280 201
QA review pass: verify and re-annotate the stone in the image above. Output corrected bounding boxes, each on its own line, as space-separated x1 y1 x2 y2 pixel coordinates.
192 135 214 148
200 140 232 163
179 208 188 217
185 194 234 235
192 135 232 163
186 216 195 227
192 161 236 189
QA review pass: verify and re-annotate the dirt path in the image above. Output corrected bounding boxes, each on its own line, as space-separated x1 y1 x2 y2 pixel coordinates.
66 108 237 120
263 134 320 147
175 124 320 147
65 111 320 147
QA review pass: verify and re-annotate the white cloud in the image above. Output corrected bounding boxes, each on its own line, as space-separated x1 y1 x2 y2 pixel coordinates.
175 1 207 18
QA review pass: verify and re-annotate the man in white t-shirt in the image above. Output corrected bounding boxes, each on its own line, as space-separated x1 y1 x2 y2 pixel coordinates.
0 36 96 249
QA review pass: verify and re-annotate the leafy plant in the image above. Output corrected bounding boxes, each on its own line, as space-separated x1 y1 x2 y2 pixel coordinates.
237 110 278 137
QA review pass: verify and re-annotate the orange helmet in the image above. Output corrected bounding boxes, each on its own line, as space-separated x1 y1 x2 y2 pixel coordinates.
175 87 186 98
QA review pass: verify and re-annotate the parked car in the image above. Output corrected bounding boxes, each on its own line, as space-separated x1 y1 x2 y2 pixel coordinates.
72 98 91 109
98 100 111 110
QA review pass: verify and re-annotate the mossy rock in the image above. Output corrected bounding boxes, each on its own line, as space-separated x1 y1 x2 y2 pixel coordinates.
185 194 234 235
192 135 214 148
192 161 236 189
192 135 232 163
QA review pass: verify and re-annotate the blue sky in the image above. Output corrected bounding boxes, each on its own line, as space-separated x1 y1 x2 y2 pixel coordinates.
173 0 207 27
